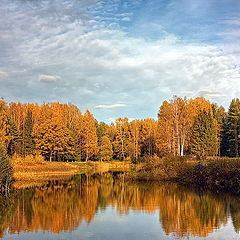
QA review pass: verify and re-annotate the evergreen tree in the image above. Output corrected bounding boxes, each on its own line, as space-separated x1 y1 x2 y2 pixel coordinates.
0 147 12 191
221 115 230 156
7 116 21 156
211 103 226 156
226 99 240 157
23 110 35 155
96 122 108 143
0 100 10 153
191 110 218 156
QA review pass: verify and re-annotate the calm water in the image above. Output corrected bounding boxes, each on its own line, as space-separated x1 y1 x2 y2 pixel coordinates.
1 172 240 240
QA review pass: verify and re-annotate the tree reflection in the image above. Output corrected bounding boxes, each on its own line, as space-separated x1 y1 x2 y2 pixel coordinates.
0 173 240 238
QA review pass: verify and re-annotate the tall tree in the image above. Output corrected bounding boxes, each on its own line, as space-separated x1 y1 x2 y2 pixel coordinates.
80 111 99 161
139 119 157 157
7 116 21 156
112 118 130 160
23 110 35 156
34 118 74 161
211 103 226 156
129 120 141 160
96 122 108 143
158 97 189 156
191 110 218 156
99 135 113 161
226 99 240 157
0 100 10 153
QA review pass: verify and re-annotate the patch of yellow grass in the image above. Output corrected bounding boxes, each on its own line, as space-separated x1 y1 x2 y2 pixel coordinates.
11 154 81 181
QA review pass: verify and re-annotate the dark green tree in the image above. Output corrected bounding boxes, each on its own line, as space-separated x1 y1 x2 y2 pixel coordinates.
226 99 240 157
23 110 35 156
7 116 21 156
221 115 230 156
96 122 108 143
211 103 226 156
191 110 218 156
0 148 12 191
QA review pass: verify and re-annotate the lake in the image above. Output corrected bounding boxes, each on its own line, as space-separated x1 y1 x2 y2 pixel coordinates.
0 172 240 240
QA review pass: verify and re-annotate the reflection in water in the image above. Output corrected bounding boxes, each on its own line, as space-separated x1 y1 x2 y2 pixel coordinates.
0 173 240 239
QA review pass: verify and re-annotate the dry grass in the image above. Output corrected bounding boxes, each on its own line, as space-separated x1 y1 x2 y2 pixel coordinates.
83 161 130 173
11 154 81 181
11 155 130 182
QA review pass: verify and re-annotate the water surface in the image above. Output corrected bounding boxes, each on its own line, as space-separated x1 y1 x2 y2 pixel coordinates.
1 172 240 239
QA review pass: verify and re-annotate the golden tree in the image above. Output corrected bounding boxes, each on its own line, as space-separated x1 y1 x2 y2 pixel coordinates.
99 135 113 161
80 111 99 161
34 118 74 161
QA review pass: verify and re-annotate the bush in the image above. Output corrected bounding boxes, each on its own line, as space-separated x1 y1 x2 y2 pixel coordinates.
135 155 191 180
180 158 240 194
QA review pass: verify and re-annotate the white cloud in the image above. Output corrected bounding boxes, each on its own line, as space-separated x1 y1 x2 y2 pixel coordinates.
223 18 240 26
94 103 127 109
198 90 227 99
0 0 240 121
39 74 61 83
122 17 131 21
0 71 8 78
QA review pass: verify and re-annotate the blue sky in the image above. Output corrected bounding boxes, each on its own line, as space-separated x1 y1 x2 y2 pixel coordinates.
0 0 240 122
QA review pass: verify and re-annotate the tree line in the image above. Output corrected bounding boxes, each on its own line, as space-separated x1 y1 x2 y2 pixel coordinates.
0 97 239 162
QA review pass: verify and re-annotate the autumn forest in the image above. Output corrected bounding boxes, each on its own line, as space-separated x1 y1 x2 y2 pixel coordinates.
0 97 240 163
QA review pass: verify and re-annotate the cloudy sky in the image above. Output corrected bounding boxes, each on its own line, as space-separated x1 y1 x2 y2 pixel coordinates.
0 0 240 122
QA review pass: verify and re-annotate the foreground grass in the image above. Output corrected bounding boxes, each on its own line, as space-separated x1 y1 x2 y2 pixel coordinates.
125 156 240 194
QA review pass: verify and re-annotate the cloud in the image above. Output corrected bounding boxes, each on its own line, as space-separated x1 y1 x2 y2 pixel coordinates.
122 17 131 21
94 103 127 109
0 0 239 122
39 74 61 83
0 71 8 78
198 90 226 99
222 18 240 26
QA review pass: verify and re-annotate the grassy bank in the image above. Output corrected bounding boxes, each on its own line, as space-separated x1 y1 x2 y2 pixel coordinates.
11 155 130 182
125 156 240 194
73 160 130 173
11 155 81 181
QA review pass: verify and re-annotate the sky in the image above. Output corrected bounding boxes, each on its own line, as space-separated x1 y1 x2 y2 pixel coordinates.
0 0 240 122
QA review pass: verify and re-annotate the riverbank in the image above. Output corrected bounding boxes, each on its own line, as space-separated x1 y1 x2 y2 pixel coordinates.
124 156 240 194
10 155 130 182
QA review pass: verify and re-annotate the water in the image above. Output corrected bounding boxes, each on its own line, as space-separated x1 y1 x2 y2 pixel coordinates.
1 172 240 240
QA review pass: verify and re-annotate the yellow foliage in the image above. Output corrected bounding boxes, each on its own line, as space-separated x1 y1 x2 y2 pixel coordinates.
11 154 45 167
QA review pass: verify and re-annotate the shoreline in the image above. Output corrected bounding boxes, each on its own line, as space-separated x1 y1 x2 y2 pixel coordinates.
123 156 240 195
